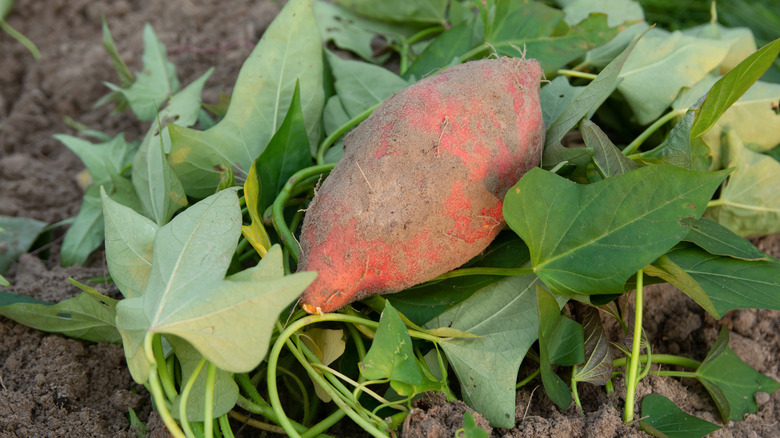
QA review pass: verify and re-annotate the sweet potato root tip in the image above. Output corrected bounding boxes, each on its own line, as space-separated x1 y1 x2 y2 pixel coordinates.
298 58 545 313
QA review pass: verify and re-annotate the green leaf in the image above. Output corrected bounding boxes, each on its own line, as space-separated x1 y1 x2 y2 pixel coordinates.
360 301 440 396
132 69 212 225
648 245 780 319
543 26 649 169
254 82 312 211
584 22 650 69
0 216 47 273
706 130 780 236
536 286 573 410
102 187 158 299
169 0 324 197
313 0 420 63
638 107 697 169
581 119 638 177
113 189 315 383
691 38 780 139
640 394 721 438
326 51 408 118
0 291 120 343
540 76 585 129
503 166 729 295
680 77 780 166
55 133 140 266
404 23 474 80
680 217 773 261
333 0 447 24
562 0 644 27
572 307 612 385
696 327 780 421
104 23 179 121
424 274 544 428
682 22 757 73
617 28 729 125
487 3 616 73
388 232 530 325
101 17 133 88
459 412 489 438
168 338 239 421
55 133 137 185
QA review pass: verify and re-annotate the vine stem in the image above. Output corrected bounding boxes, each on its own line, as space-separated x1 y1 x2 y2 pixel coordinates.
179 358 207 438
267 314 440 437
613 354 701 370
624 269 644 423
144 333 187 438
271 164 335 262
432 266 534 281
556 69 598 80
204 362 217 438
316 103 380 165
622 108 686 155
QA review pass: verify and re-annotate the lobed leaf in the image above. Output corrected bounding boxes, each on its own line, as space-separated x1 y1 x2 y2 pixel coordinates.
132 69 212 225
169 0 324 197
581 119 638 178
0 291 120 343
640 394 721 438
424 275 546 428
543 26 649 169
617 29 729 125
333 0 447 24
361 301 440 396
104 23 180 121
706 130 780 236
647 244 780 319
695 327 780 421
504 165 728 296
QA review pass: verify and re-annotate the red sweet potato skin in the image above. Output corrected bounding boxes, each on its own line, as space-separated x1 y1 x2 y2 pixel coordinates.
297 58 545 313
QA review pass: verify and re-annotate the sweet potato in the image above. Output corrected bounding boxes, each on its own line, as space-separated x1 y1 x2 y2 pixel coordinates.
297 57 545 313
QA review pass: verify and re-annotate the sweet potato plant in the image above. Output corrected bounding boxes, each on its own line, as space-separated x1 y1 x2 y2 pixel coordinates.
1 0 780 437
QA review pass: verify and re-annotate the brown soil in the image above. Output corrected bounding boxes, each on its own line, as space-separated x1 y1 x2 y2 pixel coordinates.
1 1 778 437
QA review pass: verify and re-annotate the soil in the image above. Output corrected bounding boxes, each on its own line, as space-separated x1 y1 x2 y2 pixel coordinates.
1 1 778 437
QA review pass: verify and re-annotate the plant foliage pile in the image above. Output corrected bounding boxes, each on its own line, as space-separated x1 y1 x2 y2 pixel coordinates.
1 0 780 437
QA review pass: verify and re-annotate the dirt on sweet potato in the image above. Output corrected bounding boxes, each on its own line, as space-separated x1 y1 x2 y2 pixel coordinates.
297 57 545 313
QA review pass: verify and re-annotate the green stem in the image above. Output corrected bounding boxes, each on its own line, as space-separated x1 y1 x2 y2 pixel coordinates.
153 335 178 402
300 410 347 438
571 364 582 411
623 269 644 423
613 354 701 370
218 414 235 438
556 69 598 80
432 266 534 281
267 314 433 437
277 366 310 422
707 199 725 208
180 358 207 438
400 26 445 75
516 368 541 389
316 103 380 165
459 43 489 62
271 164 335 262
145 335 187 438
622 108 686 155
204 362 217 438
